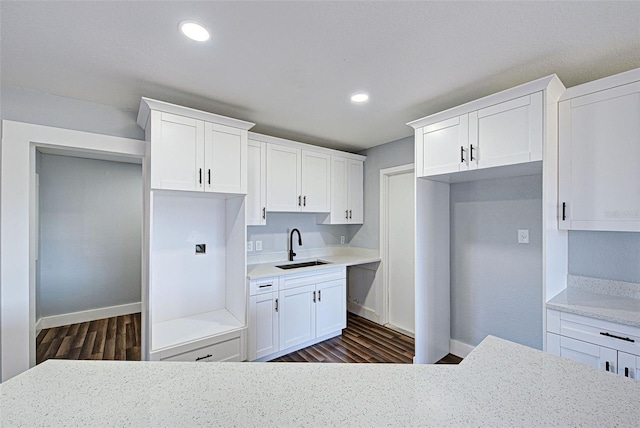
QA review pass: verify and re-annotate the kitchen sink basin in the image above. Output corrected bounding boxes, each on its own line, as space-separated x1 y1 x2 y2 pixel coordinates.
276 260 331 270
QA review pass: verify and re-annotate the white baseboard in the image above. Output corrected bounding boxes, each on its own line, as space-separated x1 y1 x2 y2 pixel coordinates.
35 302 141 332
347 302 381 324
450 339 475 358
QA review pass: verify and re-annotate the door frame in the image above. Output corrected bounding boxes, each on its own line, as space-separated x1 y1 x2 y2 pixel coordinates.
379 163 414 327
0 120 147 381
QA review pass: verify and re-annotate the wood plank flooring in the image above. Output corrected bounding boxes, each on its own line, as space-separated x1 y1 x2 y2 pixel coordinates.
271 312 462 365
36 313 141 365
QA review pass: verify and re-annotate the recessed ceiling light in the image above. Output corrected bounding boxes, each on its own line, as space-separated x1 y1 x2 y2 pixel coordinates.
180 21 210 42
351 93 369 103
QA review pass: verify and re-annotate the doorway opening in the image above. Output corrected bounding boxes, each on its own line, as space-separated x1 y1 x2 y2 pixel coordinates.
34 150 143 364
380 164 415 337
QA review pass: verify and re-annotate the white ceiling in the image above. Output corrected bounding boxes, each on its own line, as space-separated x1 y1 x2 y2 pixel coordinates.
1 1 639 152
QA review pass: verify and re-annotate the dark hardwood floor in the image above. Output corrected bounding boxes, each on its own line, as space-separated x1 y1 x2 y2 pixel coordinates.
36 312 461 366
36 313 141 365
271 312 462 365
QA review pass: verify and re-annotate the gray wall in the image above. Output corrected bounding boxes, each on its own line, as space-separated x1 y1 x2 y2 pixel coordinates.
450 175 543 350
568 231 640 283
37 154 142 318
348 136 414 250
248 212 348 256
1 84 143 140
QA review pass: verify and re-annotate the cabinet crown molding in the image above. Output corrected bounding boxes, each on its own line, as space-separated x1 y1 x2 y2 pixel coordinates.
560 67 640 101
407 74 565 130
249 131 366 161
137 97 255 131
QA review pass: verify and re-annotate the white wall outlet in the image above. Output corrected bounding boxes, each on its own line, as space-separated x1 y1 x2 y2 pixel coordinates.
255 240 262 251
247 241 253 252
340 236 345 245
518 230 529 244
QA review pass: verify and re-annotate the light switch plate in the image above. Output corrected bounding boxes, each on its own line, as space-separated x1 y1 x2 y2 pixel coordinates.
255 241 262 251
247 241 253 252
518 230 529 244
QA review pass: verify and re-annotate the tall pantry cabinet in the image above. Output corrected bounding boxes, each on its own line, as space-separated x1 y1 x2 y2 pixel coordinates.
138 98 255 362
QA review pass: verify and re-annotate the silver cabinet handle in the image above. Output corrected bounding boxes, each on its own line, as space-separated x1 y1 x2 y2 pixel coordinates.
470 144 475 161
460 146 465 163
318 290 321 302
195 354 212 362
208 169 211 185
275 298 279 312
349 210 352 219
262 207 266 219
303 196 306 207
345 210 349 219
312 291 316 303
298 196 301 206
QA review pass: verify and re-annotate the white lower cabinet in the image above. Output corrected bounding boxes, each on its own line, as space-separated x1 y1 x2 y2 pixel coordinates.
547 309 640 380
248 268 346 361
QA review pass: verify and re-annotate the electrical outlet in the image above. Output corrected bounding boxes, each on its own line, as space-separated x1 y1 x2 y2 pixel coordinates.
247 241 253 252
255 240 262 251
518 230 529 244
340 236 345 245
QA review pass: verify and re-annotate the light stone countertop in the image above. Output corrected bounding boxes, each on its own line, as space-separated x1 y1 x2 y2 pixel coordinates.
1 336 639 427
247 247 380 279
547 276 640 328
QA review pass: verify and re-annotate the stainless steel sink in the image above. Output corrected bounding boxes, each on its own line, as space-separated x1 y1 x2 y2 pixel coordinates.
276 260 331 270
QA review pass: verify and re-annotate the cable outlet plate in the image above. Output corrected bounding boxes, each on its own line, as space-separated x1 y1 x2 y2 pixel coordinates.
518 230 529 244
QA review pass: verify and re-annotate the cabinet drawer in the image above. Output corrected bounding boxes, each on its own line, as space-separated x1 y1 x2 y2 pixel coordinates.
280 267 346 290
162 336 241 362
249 276 279 296
559 312 640 356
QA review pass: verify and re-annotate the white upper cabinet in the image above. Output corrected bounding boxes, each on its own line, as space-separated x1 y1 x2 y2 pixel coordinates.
204 122 247 194
138 98 254 194
247 140 266 225
470 92 543 169
419 114 470 176
559 69 640 232
319 156 364 224
347 159 364 223
266 144 301 212
266 143 330 213
151 112 204 191
409 76 561 180
301 150 331 212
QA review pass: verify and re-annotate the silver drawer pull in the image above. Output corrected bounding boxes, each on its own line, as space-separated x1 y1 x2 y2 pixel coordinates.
258 284 272 288
600 332 635 343
195 354 212 361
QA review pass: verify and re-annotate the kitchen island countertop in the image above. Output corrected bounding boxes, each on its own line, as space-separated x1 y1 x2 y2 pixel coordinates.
1 335 639 427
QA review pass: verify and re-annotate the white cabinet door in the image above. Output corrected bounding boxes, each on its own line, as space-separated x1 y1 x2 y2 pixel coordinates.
315 279 346 338
279 284 316 350
267 144 301 212
301 150 330 212
470 92 543 170
419 115 469 177
618 351 638 380
247 140 266 225
559 81 640 231
559 335 618 373
328 156 348 224
151 111 205 191
249 292 279 360
204 122 246 194
347 159 364 224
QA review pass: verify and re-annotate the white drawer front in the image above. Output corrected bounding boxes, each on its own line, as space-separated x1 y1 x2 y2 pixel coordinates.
162 336 241 362
560 312 640 356
250 276 279 296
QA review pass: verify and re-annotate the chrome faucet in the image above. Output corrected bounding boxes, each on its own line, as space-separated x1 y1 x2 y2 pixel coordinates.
289 228 302 261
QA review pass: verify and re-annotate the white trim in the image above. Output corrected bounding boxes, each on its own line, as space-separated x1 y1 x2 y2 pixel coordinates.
560 67 639 101
450 339 475 358
1 120 148 382
347 302 381 324
407 75 562 129
137 97 255 131
249 131 366 161
379 164 415 327
35 303 142 333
